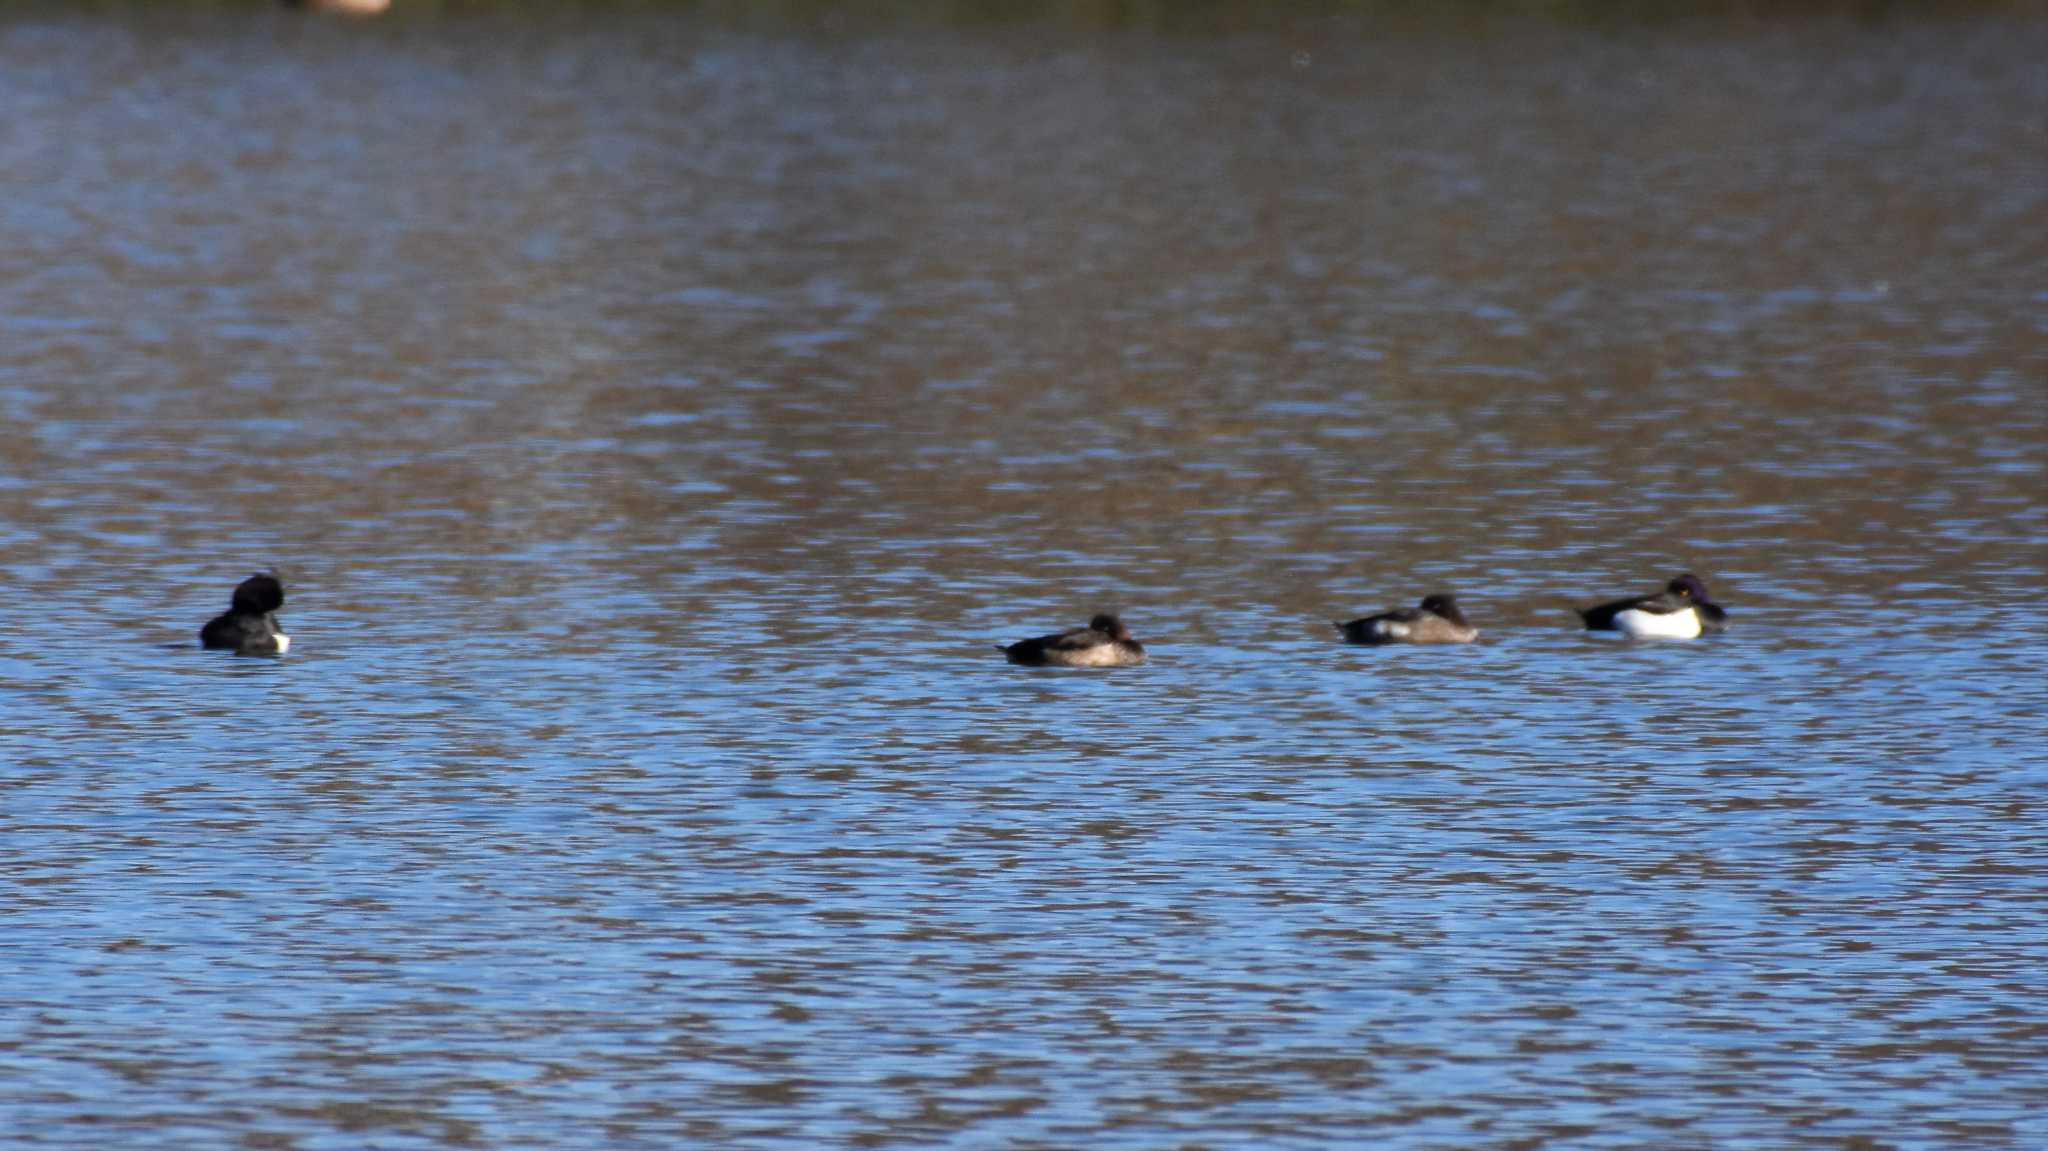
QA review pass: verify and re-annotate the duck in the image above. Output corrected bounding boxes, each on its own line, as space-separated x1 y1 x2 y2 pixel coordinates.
1336 593 1478 645
1001 614 1146 667
1577 573 1727 640
200 572 291 655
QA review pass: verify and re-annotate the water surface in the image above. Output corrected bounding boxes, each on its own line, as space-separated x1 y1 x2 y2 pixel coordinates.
2 7 2045 1149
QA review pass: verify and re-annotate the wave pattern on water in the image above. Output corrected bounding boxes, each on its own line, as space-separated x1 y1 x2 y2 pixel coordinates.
2 8 2046 1150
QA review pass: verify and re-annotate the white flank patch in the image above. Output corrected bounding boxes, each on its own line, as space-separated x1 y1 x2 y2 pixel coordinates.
1059 644 1142 667
273 633 292 654
1375 620 1410 640
1614 608 1701 640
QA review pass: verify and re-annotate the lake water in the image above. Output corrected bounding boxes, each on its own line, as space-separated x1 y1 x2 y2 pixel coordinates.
2 5 2045 1148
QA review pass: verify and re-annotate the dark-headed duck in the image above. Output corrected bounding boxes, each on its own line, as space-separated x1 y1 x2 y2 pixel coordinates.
200 572 291 655
1577 573 1727 640
1002 613 1146 667
1336 593 1478 645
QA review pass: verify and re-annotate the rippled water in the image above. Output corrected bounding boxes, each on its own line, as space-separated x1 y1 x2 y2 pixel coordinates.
3 5 2045 1148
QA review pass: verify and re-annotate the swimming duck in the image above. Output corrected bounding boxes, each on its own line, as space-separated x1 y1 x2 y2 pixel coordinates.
1577 573 1727 640
200 572 291 655
1002 614 1146 667
1336 593 1478 645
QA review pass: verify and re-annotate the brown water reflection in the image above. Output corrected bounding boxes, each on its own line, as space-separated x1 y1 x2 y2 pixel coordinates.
1 6 2044 1150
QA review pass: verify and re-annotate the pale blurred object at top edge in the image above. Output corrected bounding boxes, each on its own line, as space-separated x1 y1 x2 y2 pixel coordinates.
282 0 391 17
